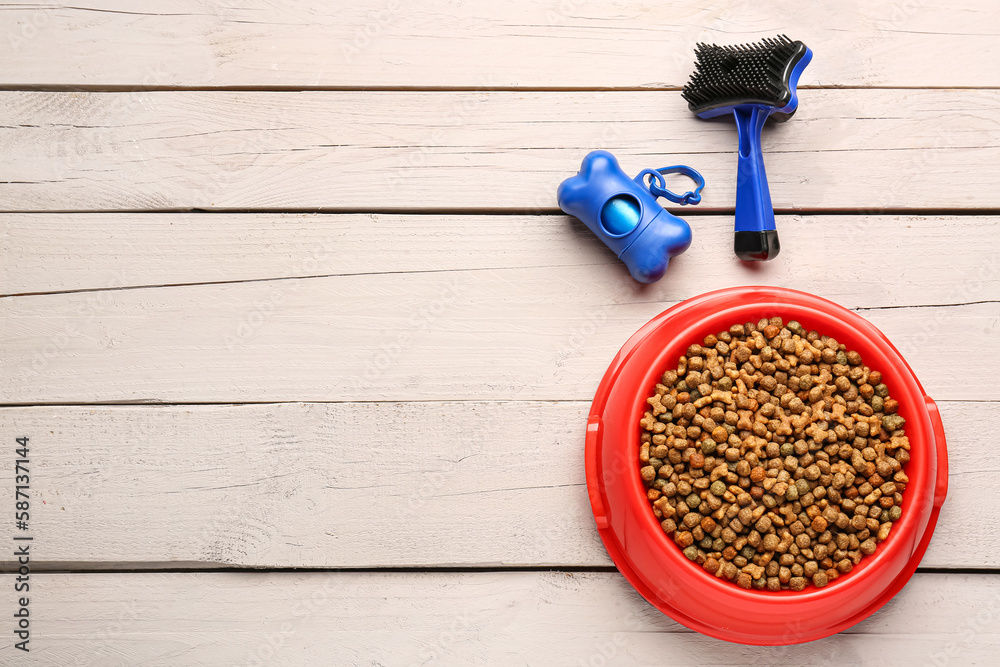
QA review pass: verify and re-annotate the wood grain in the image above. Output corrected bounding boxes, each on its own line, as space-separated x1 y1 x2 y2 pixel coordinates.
2 1 998 88
2 0 998 658
0 401 988 569
2 268 995 404
1 89 999 211
19 572 1000 664
2 213 998 297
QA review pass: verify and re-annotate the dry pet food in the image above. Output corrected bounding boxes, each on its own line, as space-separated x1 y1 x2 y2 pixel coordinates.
639 318 910 591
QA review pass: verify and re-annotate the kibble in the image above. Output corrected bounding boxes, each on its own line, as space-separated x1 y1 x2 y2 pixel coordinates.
640 319 909 591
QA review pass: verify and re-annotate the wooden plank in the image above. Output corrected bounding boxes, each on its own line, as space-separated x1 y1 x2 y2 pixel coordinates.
2 213 999 298
1 265 996 403
1 89 1000 211
14 572 1000 663
0 401 989 569
2 1 999 88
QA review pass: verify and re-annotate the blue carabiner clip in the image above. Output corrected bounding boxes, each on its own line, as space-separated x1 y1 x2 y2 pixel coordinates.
633 165 705 205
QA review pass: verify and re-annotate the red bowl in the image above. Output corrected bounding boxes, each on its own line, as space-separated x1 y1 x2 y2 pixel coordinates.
585 286 948 645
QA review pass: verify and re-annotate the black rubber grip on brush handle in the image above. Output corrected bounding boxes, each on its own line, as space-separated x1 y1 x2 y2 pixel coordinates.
735 230 780 261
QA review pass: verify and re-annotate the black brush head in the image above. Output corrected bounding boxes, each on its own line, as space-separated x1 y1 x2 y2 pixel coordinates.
682 35 809 117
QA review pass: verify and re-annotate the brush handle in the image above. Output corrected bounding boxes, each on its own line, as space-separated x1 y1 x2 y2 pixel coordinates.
733 106 780 261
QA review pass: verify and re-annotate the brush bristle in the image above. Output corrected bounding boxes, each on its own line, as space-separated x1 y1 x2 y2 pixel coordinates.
682 35 805 113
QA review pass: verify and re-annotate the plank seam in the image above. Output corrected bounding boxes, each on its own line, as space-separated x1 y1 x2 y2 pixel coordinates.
0 85 999 93
0 565 997 575
3 269 996 306
3 208 1000 216
0 264 603 298
854 300 1000 311
0 399 993 408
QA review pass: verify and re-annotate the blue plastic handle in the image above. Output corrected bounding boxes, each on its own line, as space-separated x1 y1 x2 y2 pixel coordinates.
734 104 775 235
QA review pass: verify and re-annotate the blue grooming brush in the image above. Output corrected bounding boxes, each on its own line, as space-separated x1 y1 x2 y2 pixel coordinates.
682 35 812 261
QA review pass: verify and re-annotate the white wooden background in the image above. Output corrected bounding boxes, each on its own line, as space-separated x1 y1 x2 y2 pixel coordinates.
1 1 999 664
